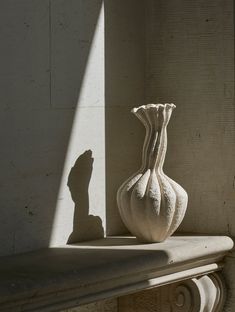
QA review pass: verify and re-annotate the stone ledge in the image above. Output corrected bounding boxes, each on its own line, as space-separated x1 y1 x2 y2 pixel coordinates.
0 235 233 312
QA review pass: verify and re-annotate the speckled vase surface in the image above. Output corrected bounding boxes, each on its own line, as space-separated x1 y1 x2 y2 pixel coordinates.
117 104 188 243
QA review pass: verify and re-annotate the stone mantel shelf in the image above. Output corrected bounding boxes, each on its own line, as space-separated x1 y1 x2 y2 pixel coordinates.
0 235 233 312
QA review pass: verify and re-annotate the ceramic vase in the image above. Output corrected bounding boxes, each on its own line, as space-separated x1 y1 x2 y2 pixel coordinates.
117 104 188 243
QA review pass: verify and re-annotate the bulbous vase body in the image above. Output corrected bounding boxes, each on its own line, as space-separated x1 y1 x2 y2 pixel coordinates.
117 104 188 243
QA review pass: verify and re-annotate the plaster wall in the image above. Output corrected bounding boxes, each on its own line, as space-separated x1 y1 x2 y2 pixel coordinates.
0 0 105 256
105 0 145 235
145 0 235 236
1 0 234 255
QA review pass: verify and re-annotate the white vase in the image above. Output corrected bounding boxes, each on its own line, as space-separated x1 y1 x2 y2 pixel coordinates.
117 104 188 243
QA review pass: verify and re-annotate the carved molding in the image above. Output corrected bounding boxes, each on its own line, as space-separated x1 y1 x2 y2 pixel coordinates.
170 273 225 312
119 273 226 312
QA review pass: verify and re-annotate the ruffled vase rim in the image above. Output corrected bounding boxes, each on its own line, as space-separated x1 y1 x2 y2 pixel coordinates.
131 103 176 114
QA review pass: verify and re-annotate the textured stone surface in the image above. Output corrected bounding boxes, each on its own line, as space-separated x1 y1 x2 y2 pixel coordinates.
62 299 117 312
0 235 232 311
105 0 145 235
0 0 105 256
145 0 235 237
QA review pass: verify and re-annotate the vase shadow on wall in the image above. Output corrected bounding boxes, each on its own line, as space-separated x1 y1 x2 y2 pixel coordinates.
67 150 104 244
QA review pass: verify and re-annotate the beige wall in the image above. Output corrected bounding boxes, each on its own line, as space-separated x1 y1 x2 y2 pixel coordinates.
145 0 235 236
49 0 105 247
106 0 235 237
0 0 145 256
0 0 105 256
0 0 234 256
105 0 146 235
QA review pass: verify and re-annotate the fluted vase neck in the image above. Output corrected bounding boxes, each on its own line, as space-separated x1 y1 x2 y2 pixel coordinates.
132 103 176 172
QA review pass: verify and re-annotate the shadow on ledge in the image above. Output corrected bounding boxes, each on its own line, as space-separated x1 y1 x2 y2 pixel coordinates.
67 150 104 244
